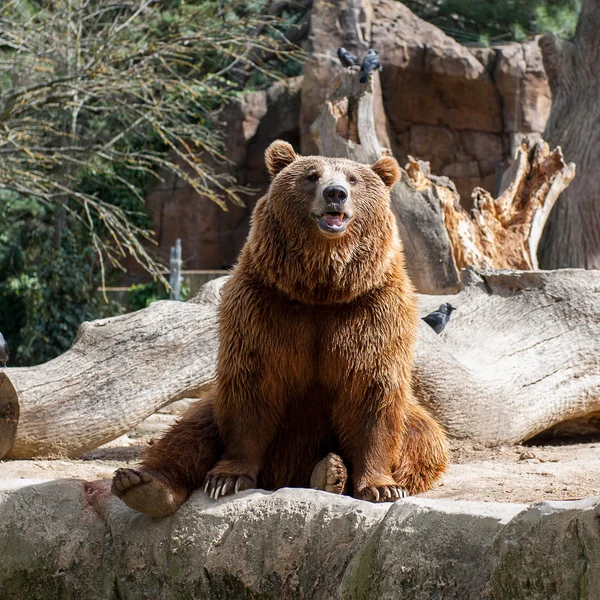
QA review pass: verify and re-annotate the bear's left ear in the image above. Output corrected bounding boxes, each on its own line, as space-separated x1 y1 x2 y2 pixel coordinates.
265 140 298 178
371 156 400 189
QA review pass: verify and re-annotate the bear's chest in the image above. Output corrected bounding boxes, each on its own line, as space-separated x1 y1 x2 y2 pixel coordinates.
267 295 391 386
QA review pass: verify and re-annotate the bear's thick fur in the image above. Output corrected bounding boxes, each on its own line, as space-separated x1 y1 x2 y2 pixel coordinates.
112 141 448 517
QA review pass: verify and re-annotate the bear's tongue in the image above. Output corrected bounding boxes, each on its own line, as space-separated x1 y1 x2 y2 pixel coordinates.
323 212 344 227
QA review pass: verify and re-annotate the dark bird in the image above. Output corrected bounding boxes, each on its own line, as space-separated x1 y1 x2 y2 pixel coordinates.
422 303 457 334
337 47 360 69
360 48 382 83
0 332 8 367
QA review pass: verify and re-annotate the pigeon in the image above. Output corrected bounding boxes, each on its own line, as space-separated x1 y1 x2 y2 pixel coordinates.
360 48 382 83
422 303 457 334
0 332 8 367
337 47 360 69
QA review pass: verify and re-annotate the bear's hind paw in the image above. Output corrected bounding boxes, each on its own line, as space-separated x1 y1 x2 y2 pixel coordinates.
111 468 183 517
310 453 348 494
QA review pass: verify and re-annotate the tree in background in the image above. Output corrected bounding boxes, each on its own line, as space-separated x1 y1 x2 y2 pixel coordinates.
402 0 581 45
0 0 303 364
538 0 600 269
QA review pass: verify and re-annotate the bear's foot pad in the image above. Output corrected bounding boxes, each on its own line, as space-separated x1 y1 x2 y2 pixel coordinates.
111 468 182 517
310 453 348 494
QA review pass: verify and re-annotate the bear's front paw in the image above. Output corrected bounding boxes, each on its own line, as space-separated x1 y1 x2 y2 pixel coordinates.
203 471 256 500
355 484 407 503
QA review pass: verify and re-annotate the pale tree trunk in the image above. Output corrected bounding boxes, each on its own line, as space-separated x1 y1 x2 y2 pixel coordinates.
538 0 600 268
0 284 222 459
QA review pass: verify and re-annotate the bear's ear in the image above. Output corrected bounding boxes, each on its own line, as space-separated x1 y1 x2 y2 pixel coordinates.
371 156 400 189
265 140 298 178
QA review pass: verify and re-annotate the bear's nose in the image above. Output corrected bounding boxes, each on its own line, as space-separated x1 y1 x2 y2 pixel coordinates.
323 185 348 204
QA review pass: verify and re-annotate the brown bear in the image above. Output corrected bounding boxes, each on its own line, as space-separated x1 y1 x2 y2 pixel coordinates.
112 141 448 517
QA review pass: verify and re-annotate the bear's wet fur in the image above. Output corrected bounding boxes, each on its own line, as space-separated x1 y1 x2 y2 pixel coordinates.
112 141 448 516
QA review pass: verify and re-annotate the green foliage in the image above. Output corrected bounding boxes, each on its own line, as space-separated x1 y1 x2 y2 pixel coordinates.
127 283 167 312
126 281 190 312
0 193 97 365
402 0 581 45
0 0 304 365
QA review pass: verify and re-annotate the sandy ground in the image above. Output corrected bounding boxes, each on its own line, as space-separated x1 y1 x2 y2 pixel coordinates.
1 408 600 504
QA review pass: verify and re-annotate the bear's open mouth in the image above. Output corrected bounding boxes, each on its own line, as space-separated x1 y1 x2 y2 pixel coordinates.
314 211 351 234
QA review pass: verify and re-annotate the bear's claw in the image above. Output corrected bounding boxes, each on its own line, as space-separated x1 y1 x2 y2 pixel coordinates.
203 473 255 500
355 484 407 503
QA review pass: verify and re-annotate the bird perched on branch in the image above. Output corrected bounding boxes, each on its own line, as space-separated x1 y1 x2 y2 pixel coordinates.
337 47 360 69
422 303 457 334
0 333 9 367
360 48 382 83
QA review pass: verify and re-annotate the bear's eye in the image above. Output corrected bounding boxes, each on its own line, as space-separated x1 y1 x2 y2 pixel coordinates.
348 175 358 185
306 173 319 183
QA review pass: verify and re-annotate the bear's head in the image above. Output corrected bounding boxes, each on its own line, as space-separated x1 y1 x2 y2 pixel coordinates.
243 140 405 304
263 140 400 241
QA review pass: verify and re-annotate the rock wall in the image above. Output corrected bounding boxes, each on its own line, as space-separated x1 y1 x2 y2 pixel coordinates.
138 77 302 274
302 0 551 204
1 479 599 599
141 0 550 271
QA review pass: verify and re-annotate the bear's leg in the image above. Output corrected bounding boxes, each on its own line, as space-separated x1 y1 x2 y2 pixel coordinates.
309 453 348 494
111 397 222 517
392 401 449 495
203 377 290 499
333 385 407 503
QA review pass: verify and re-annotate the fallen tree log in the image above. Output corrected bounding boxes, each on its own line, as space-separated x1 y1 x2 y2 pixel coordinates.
0 283 222 459
416 268 600 444
310 70 575 294
1 268 599 459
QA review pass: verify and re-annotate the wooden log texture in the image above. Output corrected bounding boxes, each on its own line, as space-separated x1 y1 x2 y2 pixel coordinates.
417 268 600 444
538 0 600 269
1 269 600 459
0 283 222 459
424 138 576 271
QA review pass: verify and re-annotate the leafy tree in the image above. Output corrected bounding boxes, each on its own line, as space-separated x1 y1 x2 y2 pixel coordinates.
0 0 302 364
402 0 581 45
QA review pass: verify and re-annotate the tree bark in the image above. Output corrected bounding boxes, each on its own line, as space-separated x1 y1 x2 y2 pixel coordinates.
538 0 600 269
420 138 575 271
1 269 600 458
416 268 600 444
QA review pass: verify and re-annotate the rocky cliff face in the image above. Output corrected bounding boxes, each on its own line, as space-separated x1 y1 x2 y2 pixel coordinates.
302 0 551 203
143 0 550 271
138 77 302 274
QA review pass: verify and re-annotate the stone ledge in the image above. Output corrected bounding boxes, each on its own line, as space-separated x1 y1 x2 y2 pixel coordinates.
1 479 598 599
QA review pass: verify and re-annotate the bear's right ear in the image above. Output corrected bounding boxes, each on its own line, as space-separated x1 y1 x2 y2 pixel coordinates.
265 140 298 178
